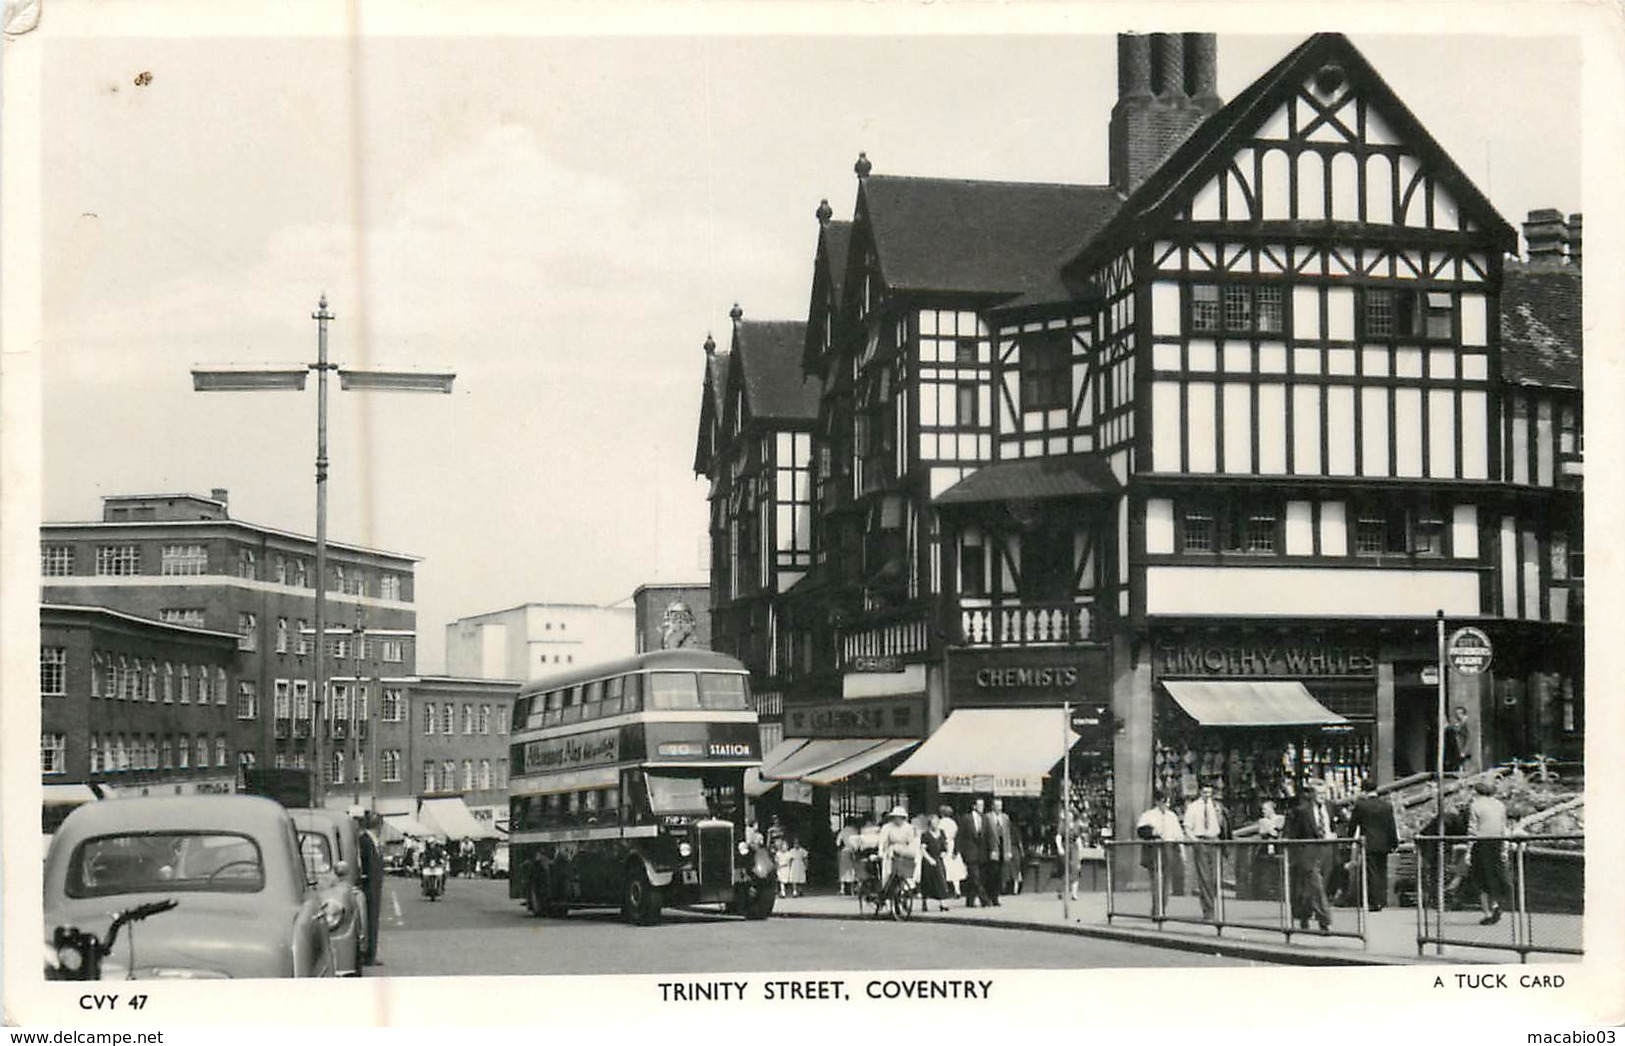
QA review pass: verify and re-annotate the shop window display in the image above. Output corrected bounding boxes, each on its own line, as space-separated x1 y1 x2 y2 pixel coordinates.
1152 730 1373 825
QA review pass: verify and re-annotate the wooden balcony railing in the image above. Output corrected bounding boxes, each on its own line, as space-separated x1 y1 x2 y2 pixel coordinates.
958 600 1102 648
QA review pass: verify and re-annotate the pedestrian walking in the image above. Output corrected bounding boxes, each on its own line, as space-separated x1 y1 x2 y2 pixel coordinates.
1284 779 1336 932
983 797 1007 906
1182 780 1227 920
1443 706 1473 774
939 805 966 898
1348 779 1399 911
955 799 992 908
784 836 808 898
774 838 792 898
836 817 861 896
1135 791 1184 918
919 814 950 911
1465 778 1510 925
1054 807 1084 901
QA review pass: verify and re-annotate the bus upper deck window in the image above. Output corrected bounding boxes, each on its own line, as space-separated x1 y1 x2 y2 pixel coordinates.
699 672 749 710
624 675 643 712
649 672 701 710
547 690 565 711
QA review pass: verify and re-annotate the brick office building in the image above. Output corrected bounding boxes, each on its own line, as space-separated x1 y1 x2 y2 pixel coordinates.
40 604 241 821
41 490 421 799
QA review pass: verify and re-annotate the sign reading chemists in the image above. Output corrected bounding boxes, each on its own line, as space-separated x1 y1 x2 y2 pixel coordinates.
948 649 1110 704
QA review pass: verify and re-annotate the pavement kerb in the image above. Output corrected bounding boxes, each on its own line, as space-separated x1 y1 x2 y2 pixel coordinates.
769 905 1469 967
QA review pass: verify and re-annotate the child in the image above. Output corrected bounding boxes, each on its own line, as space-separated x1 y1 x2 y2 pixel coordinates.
774 838 792 897
785 836 808 898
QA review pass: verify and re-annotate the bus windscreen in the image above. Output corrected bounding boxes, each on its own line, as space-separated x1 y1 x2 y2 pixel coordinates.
645 772 710 814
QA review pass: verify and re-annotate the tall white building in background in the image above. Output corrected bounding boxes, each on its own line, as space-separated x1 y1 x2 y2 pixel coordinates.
444 603 635 684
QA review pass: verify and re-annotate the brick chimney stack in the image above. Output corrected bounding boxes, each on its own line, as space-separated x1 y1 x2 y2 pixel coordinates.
1565 213 1582 269
1523 208 1567 265
1110 32 1223 195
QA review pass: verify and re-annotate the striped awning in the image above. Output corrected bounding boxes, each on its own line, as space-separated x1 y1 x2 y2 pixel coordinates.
761 739 883 782
892 708 1080 778
1163 679 1348 727
802 739 919 786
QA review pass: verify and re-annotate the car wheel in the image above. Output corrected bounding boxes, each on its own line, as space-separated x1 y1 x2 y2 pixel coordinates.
623 866 662 926
743 881 775 921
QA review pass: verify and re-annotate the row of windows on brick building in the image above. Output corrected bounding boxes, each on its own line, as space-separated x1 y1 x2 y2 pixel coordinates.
41 543 407 601
420 701 509 736
421 758 509 794
42 732 233 776
41 647 231 705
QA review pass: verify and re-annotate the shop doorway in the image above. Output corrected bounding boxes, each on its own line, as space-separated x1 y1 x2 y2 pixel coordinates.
1393 685 1439 778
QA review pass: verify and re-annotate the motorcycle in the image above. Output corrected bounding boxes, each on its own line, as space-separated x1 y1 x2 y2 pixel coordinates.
420 860 446 902
46 899 178 980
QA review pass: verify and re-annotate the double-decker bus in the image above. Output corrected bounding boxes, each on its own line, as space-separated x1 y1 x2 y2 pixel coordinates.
507 649 777 925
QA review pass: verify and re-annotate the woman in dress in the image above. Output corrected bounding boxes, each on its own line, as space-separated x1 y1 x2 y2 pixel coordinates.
918 814 950 911
773 838 792 897
875 807 919 890
938 804 966 897
836 818 860 896
785 836 808 898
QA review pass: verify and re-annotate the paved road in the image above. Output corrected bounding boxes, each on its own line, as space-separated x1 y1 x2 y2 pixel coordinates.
370 876 1255 976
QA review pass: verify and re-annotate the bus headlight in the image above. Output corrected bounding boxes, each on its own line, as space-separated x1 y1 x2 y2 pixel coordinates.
737 842 752 857
677 841 693 859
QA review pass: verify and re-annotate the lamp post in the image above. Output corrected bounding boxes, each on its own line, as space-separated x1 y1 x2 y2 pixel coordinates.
193 295 453 805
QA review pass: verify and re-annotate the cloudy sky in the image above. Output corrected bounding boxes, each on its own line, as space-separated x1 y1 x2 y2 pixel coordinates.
32 8 1583 673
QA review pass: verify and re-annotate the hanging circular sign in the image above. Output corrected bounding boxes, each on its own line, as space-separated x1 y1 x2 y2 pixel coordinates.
1446 627 1494 676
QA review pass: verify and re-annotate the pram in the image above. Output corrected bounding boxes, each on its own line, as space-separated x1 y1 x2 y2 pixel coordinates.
854 847 915 921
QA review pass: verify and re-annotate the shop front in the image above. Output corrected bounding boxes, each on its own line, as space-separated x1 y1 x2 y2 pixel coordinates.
938 648 1116 847
1149 630 1379 834
753 695 927 883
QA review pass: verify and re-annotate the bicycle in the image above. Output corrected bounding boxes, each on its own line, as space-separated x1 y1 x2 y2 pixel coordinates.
855 850 915 921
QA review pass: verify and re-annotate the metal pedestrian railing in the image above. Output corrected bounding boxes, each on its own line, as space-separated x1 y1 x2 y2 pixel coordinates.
1104 838 1370 947
1413 834 1584 962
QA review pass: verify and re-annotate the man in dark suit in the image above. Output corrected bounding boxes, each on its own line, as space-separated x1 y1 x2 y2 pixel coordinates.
1284 779 1335 932
352 808 384 964
1348 779 1400 911
983 797 1007 906
956 799 991 908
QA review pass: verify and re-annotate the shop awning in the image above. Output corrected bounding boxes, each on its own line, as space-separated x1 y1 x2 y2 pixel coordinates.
382 812 434 838
892 708 1080 778
761 739 885 782
42 783 100 805
417 797 496 840
747 739 808 796
1163 680 1349 727
803 739 920 786
374 797 418 818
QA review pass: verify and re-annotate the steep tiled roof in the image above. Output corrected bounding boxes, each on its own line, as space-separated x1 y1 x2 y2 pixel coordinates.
1060 33 1519 285
1501 261 1581 389
692 337 731 475
736 320 818 422
860 175 1122 298
823 220 853 303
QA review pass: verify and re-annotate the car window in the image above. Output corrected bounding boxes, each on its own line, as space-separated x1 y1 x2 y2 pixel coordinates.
299 832 335 876
66 832 266 898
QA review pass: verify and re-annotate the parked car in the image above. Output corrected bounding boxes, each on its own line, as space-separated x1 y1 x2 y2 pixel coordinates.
44 794 337 979
289 808 369 976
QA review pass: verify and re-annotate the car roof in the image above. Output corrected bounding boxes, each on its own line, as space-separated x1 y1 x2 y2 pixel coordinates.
56 794 293 840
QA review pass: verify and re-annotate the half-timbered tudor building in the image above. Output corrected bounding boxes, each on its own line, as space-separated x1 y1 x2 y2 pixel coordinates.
693 308 817 755
698 32 1583 878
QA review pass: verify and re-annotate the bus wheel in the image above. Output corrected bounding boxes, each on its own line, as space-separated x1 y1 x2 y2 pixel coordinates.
527 869 566 919
743 882 775 921
624 867 662 926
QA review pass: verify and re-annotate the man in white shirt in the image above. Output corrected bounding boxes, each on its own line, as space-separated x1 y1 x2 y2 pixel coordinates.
1136 792 1185 918
1182 781 1227 920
